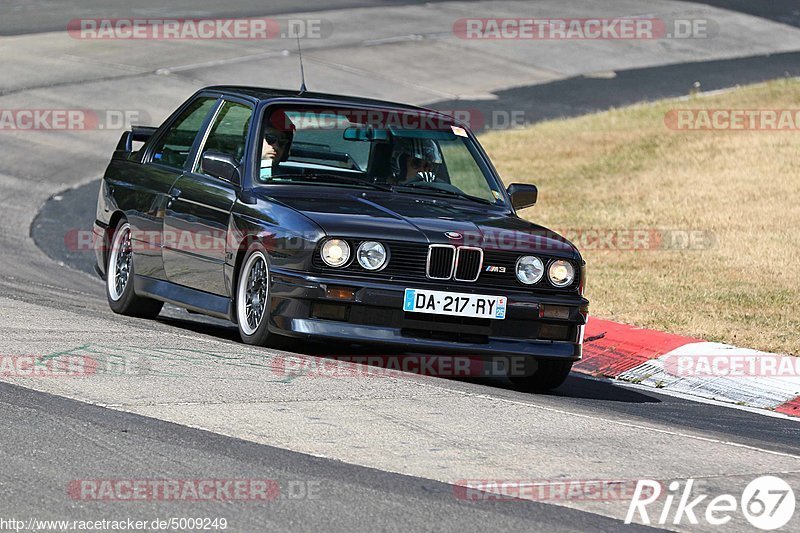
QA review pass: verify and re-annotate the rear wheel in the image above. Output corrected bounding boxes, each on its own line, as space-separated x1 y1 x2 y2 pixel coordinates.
106 219 163 318
236 243 273 346
507 359 573 392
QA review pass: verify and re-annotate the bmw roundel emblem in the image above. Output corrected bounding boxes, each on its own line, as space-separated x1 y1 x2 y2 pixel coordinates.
445 231 463 240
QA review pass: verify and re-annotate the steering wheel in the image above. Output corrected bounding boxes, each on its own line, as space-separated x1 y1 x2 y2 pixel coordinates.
405 171 437 184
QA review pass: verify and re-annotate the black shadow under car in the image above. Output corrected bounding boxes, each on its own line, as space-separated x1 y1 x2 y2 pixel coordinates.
93 86 589 391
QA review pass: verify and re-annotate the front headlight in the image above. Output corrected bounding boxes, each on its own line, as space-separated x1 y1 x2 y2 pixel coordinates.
356 241 387 270
515 255 544 285
548 260 575 287
321 239 351 267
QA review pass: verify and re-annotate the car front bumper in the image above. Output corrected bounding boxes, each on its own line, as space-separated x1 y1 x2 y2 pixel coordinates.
267 268 588 361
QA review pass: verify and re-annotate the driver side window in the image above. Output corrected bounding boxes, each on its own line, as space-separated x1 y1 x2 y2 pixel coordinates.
150 97 217 170
194 100 253 175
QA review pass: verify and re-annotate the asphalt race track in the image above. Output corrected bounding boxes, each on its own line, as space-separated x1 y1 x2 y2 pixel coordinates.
2 1 800 531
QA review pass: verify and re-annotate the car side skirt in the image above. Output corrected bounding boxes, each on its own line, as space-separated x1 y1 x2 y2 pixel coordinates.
133 275 233 321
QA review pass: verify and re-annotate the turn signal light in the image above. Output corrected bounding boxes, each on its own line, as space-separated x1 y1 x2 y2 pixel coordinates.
325 286 356 301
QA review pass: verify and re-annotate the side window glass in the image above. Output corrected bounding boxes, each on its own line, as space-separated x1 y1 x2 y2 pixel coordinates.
150 97 217 170
195 101 253 174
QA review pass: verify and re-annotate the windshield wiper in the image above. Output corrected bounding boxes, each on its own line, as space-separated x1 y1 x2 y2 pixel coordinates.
269 173 393 192
395 182 495 205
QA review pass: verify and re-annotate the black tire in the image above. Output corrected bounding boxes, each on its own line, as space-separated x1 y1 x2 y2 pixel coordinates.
507 359 573 392
235 242 273 346
105 218 163 318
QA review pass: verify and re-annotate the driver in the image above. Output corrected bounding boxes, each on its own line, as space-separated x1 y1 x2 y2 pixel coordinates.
389 137 443 185
260 110 295 179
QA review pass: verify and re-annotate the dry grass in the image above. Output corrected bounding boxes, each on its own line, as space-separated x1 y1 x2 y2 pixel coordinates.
479 79 800 355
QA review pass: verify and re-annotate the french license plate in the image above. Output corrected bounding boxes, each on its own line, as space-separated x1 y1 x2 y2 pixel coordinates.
403 289 506 320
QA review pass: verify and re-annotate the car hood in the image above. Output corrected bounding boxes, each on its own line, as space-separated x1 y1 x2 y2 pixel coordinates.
258 187 579 258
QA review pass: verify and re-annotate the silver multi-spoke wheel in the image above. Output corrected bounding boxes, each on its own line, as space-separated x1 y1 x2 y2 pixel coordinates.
237 251 269 336
107 222 132 301
103 218 161 318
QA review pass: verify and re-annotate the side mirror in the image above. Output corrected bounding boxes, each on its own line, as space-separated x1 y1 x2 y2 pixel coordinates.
201 151 241 185
506 183 538 210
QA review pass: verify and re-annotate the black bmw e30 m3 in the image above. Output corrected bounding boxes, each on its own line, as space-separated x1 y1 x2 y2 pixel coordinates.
93 86 588 391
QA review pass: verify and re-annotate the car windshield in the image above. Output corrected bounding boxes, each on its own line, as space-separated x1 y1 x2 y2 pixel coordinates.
256 107 505 205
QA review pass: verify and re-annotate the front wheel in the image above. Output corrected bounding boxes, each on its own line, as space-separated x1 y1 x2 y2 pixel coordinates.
507 359 573 392
236 243 273 346
105 219 163 318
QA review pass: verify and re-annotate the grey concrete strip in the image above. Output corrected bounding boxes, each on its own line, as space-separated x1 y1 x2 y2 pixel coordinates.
0 381 659 533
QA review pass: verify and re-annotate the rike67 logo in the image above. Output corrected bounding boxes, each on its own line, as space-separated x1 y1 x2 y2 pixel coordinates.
626 476 796 530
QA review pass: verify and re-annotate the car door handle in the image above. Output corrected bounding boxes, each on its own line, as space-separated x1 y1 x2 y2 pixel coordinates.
167 188 181 208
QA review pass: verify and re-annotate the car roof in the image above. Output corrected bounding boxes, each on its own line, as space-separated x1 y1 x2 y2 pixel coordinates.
203 85 450 117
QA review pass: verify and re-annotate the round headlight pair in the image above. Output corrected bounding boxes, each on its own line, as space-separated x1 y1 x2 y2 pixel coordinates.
515 256 575 287
321 239 387 271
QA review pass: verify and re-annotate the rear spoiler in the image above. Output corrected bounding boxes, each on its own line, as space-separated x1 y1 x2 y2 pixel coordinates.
115 125 157 154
